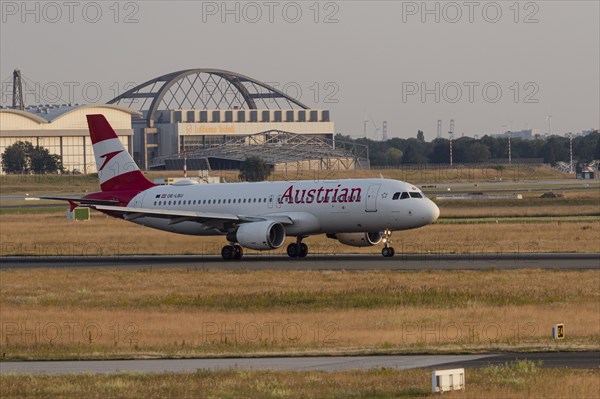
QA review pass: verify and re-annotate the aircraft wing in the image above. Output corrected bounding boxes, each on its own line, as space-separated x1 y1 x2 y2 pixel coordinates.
86 204 293 230
39 196 120 205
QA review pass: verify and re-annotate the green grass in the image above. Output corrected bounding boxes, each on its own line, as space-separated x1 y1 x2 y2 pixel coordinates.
3 284 580 311
0 206 66 215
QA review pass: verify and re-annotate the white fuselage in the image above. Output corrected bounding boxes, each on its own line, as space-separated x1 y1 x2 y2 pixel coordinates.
127 178 440 236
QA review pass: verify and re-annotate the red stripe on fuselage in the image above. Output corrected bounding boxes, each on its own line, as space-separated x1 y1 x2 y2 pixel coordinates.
100 170 155 192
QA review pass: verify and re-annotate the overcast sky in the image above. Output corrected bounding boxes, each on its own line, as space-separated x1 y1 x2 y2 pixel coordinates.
1 1 598 139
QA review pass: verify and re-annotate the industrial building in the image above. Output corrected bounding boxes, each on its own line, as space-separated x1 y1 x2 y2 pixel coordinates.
0 104 138 174
107 69 364 171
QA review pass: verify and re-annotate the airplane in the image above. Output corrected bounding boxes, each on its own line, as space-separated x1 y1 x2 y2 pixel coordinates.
43 114 440 260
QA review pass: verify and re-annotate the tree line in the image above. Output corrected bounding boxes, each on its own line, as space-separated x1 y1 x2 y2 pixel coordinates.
1 141 63 174
336 131 600 167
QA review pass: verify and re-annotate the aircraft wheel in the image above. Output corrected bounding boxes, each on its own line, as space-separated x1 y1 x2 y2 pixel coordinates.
299 243 308 258
382 247 395 258
221 245 235 260
233 245 243 260
287 243 299 258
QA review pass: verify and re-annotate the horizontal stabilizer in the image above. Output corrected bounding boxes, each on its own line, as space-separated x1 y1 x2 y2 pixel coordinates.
40 196 120 205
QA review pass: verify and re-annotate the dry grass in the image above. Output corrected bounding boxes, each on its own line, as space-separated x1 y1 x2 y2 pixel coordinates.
439 205 599 218
1 269 598 359
2 211 598 255
0 366 598 399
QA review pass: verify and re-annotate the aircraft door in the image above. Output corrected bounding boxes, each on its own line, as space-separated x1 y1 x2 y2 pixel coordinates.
365 184 380 212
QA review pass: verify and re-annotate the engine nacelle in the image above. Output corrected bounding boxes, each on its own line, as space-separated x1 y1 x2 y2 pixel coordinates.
230 221 286 250
332 232 383 247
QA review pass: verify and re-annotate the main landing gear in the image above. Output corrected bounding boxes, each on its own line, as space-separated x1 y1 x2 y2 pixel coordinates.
287 237 308 258
381 229 395 258
221 243 243 260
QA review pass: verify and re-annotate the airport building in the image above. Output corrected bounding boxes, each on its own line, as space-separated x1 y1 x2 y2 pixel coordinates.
107 69 365 171
1 69 367 174
0 104 139 174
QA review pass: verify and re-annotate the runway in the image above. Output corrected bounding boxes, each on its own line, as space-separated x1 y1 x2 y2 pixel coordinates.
1 352 598 375
1 253 598 270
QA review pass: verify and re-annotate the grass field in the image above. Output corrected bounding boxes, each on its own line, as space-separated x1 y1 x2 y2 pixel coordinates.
1 362 598 399
1 269 598 360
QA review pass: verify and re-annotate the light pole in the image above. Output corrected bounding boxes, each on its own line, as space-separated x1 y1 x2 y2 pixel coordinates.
508 131 512 165
569 132 573 173
448 131 453 166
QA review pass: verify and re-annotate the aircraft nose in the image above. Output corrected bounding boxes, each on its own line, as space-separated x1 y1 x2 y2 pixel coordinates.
428 200 440 223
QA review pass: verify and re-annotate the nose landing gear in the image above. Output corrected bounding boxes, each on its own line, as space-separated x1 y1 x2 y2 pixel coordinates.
381 229 395 257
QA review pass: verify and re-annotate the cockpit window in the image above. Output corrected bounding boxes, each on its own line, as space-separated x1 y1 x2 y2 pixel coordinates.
392 192 401 200
400 192 410 199
409 192 423 198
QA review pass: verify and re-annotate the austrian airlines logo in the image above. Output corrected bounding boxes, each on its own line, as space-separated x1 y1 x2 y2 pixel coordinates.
98 150 123 171
279 184 362 204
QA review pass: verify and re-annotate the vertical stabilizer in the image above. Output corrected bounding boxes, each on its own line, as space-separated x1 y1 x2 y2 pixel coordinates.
86 114 155 192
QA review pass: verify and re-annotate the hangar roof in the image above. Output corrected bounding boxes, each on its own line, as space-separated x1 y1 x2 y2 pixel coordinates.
108 69 311 125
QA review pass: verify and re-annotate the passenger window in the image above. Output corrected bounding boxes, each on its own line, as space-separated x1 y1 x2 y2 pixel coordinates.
409 192 423 198
392 192 400 200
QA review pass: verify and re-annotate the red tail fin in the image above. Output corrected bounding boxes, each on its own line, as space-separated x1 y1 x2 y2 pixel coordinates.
87 114 155 192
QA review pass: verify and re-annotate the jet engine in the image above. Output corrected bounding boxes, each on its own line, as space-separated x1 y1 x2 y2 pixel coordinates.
329 232 383 247
229 221 286 250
